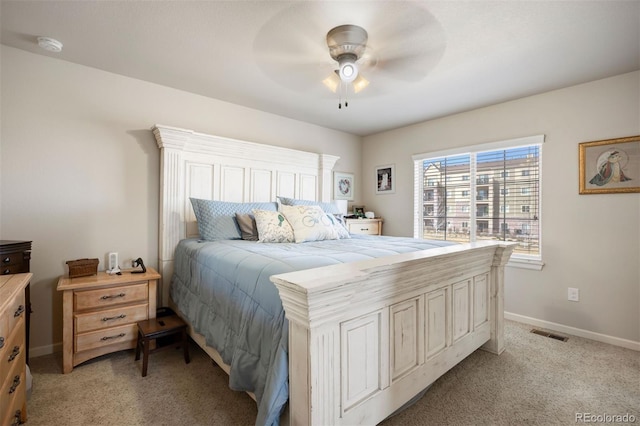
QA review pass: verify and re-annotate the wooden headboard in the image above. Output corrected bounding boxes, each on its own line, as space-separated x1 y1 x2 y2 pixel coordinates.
152 124 340 305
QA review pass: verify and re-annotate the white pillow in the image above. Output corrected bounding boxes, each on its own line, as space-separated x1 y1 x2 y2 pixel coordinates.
279 204 339 243
252 209 294 243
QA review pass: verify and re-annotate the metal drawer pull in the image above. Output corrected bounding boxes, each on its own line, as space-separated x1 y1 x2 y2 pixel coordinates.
0 337 4 349
9 375 20 394
3 257 10 263
102 314 126 322
8 346 20 362
360 228 369 231
101 333 126 341
13 305 25 317
100 293 125 300
3 268 10 274
11 410 22 426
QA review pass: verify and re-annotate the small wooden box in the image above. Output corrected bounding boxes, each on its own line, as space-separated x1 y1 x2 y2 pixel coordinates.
66 258 99 278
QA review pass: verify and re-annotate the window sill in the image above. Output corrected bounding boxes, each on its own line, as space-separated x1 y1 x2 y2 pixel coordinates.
507 257 544 271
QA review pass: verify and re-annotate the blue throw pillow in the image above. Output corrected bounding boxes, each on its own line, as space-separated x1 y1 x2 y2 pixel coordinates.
190 198 278 240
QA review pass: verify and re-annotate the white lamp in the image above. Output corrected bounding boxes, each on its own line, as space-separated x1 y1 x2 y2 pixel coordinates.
333 199 349 216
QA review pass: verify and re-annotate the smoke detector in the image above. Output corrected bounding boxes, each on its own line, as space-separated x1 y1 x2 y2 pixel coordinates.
37 37 63 53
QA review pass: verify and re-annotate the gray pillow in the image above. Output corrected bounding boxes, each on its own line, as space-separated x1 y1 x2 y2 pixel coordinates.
235 213 259 241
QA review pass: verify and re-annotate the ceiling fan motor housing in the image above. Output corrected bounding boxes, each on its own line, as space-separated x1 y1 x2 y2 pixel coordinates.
326 25 368 61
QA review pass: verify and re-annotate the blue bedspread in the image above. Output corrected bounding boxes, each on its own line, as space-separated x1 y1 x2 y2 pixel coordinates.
170 235 455 426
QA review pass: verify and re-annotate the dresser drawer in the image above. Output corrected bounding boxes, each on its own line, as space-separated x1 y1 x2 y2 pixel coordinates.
0 320 25 383
1 383 25 426
75 303 149 333
1 263 29 275
1 291 25 337
0 348 25 424
1 252 27 268
75 323 138 353
74 282 148 311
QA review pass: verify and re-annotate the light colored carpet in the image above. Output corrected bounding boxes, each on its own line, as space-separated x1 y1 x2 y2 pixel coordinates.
26 321 639 425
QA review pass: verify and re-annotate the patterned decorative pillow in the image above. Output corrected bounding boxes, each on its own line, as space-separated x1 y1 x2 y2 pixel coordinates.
252 209 295 243
235 213 259 241
190 198 277 240
276 196 341 215
327 213 351 239
279 204 339 243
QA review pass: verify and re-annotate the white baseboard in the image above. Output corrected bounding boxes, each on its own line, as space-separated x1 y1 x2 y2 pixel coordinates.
29 342 62 358
505 312 640 351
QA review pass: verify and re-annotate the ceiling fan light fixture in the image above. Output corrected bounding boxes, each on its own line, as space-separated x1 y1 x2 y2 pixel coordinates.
338 54 358 83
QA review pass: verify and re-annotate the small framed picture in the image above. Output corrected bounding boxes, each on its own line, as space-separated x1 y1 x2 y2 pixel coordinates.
352 205 365 217
375 164 395 194
334 171 355 200
579 135 640 194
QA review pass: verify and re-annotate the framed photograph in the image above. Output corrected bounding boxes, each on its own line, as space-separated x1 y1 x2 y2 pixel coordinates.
352 205 365 217
375 164 395 194
579 135 640 194
334 171 354 200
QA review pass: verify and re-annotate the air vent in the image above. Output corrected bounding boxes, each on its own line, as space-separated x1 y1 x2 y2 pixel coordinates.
530 329 568 342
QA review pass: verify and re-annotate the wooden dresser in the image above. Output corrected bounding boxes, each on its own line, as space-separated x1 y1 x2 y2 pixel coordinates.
345 218 384 235
0 273 31 426
57 268 160 374
0 241 31 365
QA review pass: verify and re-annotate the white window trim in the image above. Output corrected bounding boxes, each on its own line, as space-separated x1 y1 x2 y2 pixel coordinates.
412 134 545 270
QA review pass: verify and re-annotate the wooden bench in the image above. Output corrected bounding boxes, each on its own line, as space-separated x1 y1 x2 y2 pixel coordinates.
135 315 190 377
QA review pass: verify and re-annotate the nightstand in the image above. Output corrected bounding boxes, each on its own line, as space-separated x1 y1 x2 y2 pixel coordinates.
345 218 384 235
57 268 160 373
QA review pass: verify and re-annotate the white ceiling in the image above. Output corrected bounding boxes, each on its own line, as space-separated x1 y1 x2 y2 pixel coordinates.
2 1 639 136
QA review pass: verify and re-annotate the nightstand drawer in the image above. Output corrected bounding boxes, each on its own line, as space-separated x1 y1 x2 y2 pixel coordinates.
75 323 138 353
75 303 149 333
348 222 380 235
74 282 148 311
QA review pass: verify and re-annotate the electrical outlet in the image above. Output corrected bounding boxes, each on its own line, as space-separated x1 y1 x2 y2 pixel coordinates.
568 287 579 302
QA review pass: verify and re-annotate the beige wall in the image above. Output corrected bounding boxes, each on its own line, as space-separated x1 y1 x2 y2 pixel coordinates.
363 71 640 343
2 44 638 354
0 46 362 355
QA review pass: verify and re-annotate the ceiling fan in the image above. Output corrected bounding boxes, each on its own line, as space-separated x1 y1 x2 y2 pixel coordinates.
323 24 371 108
252 2 446 106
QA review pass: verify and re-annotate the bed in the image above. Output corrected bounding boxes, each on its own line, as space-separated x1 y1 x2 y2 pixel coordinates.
152 125 515 426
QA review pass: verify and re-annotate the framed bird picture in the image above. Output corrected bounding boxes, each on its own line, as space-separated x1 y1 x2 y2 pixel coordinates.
579 135 640 194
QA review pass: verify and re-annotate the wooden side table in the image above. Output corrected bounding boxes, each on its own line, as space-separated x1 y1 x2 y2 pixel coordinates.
57 268 160 373
135 315 190 377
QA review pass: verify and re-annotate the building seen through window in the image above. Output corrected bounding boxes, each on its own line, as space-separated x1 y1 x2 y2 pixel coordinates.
416 144 541 257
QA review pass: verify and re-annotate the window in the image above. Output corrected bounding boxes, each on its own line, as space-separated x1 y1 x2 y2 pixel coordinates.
413 135 543 267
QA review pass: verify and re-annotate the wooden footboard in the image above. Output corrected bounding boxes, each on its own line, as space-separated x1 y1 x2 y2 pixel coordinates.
271 241 514 425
